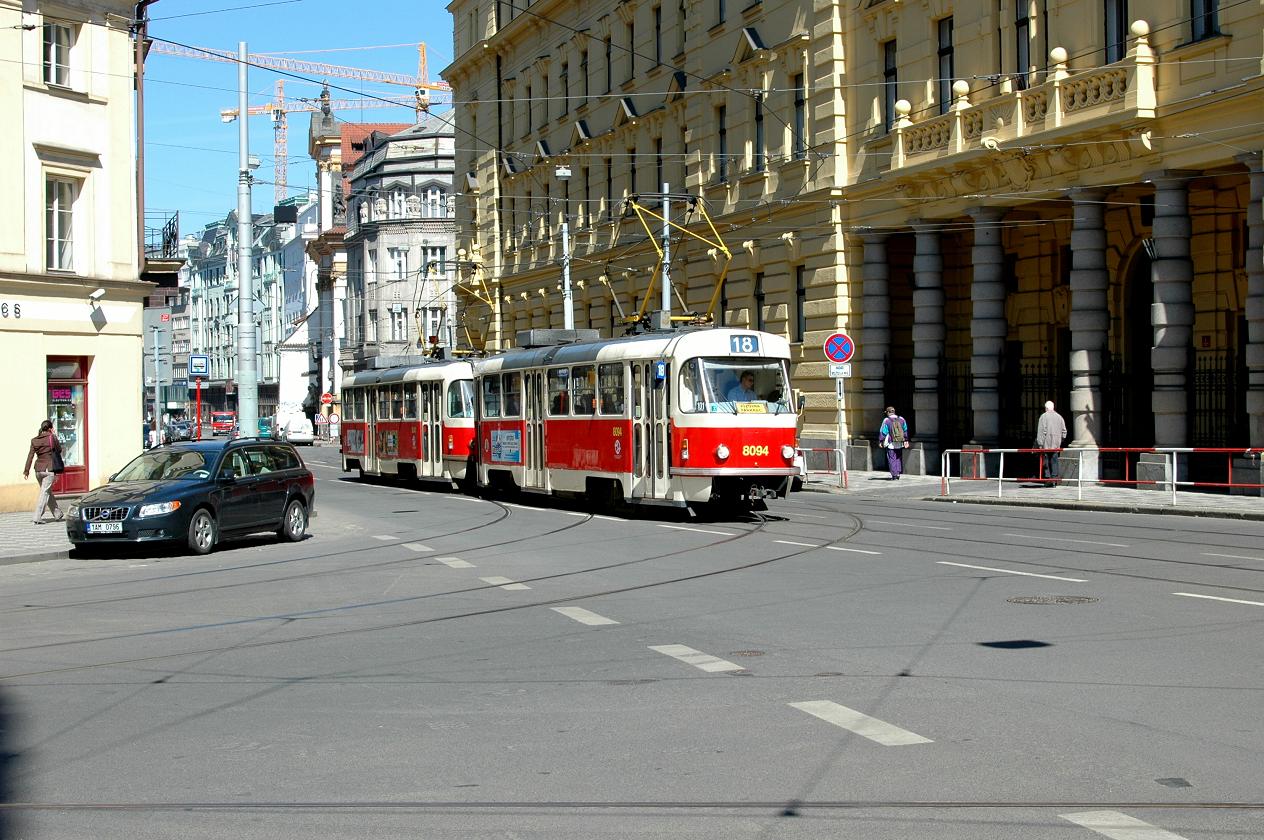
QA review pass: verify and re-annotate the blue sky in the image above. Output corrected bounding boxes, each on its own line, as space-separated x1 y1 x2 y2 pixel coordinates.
143 0 453 235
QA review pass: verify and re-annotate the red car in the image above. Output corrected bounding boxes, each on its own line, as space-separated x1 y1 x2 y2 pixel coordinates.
210 411 236 436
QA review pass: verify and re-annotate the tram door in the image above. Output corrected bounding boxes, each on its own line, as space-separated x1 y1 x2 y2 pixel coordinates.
632 361 670 499
365 386 378 472
422 382 441 477
524 370 546 490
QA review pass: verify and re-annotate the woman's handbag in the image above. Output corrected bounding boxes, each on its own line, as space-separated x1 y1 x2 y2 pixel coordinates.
48 434 65 474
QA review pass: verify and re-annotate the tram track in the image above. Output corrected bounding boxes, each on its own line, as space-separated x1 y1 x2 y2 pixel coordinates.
0 510 865 681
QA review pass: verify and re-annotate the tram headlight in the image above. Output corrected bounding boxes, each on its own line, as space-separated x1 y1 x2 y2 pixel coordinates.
781 444 796 461
715 443 730 461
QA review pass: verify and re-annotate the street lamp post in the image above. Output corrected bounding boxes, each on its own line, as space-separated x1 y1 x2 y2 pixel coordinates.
555 165 574 330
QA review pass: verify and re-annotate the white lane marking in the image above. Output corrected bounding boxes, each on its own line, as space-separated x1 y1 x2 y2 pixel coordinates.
558 510 588 517
781 511 831 519
436 556 475 569
480 576 531 591
372 535 396 542
594 514 624 522
402 543 433 553
1004 533 1128 548
551 606 620 626
1202 552 1264 562
866 519 953 531
775 540 822 548
1173 592 1264 608
657 524 735 537
788 701 932 746
938 561 1087 582
648 644 744 673
1060 810 1191 840
825 546 882 555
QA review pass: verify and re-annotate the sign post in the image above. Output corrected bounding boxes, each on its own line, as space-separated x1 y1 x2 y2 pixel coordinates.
188 354 210 439
823 333 857 488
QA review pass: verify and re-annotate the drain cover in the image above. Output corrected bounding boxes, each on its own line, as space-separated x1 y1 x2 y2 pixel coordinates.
1007 595 1099 605
728 650 765 657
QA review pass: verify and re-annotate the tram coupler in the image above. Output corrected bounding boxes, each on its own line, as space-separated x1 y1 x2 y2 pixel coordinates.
747 484 777 502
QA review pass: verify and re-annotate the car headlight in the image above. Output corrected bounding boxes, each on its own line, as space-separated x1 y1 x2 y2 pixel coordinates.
66 503 80 519
715 444 730 461
137 500 182 519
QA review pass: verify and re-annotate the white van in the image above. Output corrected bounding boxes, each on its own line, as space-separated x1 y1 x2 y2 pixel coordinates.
279 415 315 445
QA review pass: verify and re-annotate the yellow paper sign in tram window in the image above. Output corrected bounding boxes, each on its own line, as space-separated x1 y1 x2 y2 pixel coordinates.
736 402 767 414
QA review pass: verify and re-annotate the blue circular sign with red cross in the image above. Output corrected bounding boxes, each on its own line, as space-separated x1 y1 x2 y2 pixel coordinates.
824 332 856 363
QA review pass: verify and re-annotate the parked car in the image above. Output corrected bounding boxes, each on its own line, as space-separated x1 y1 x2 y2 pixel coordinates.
167 421 193 442
278 416 315 445
65 438 315 555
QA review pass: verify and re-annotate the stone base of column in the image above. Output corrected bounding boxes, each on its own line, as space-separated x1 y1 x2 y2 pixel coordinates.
1136 452 1187 491
1058 448 1100 484
847 438 875 472
1230 456 1264 497
958 444 988 479
902 443 929 476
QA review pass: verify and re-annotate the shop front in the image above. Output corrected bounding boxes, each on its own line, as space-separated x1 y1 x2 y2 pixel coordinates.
47 357 90 495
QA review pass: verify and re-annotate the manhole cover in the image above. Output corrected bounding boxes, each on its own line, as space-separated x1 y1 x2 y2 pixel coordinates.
729 650 765 657
1007 595 1099 605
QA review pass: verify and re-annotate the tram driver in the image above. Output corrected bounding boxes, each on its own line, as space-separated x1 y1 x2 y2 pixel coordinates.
726 370 760 403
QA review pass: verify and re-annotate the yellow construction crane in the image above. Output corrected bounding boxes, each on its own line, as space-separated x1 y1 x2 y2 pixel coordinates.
149 42 453 201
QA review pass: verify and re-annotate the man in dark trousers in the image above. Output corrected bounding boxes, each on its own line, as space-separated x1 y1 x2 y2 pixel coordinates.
878 406 909 480
1035 400 1068 485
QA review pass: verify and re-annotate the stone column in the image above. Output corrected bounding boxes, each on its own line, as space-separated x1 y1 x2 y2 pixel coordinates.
969 208 1006 444
911 222 944 462
1068 189 1109 448
1243 154 1264 449
859 232 890 425
1148 175 1195 447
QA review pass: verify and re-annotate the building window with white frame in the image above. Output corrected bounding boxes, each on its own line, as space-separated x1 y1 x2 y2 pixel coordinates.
421 307 443 344
43 22 74 88
1191 0 1218 41
367 309 378 343
389 306 409 341
46 177 77 272
388 247 409 282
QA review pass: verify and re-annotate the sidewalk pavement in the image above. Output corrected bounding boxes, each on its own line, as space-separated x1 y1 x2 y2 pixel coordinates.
800 470 1264 520
0 512 74 565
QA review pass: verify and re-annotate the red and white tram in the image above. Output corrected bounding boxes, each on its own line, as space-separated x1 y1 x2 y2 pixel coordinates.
340 360 477 486
474 328 798 508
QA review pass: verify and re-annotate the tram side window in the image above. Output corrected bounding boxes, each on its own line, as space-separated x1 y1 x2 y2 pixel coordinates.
402 385 418 420
571 365 596 415
377 387 391 420
482 376 502 418
390 385 405 419
598 363 625 415
547 368 570 415
447 380 475 418
346 391 360 421
502 371 522 417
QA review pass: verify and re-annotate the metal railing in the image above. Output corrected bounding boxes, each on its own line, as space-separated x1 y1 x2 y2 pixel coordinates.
797 447 848 490
940 447 1264 506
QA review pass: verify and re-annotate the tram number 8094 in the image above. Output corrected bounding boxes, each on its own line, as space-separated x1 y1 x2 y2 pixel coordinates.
742 445 770 457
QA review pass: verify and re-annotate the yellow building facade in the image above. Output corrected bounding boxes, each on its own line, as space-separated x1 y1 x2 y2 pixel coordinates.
0 2 151 511
444 0 1262 477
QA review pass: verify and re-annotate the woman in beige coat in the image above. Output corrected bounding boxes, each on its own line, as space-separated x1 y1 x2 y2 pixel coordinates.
23 419 64 524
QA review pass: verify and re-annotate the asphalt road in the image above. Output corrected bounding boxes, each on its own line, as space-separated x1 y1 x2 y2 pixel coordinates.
1 445 1261 839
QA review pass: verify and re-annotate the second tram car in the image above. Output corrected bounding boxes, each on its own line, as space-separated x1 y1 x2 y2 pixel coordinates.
474 328 798 508
340 360 477 486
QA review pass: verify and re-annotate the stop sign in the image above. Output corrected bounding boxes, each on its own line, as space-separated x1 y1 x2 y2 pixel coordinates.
320 392 334 405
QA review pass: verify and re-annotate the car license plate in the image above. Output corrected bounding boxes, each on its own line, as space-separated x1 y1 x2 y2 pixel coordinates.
87 522 123 534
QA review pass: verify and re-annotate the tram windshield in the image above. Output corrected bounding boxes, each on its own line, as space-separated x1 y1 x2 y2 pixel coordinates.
447 380 475 419
679 357 792 414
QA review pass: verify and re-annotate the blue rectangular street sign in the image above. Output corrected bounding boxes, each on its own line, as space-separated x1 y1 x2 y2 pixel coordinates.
188 354 210 379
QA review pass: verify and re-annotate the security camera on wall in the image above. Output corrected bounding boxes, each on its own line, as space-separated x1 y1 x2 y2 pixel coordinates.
88 288 106 302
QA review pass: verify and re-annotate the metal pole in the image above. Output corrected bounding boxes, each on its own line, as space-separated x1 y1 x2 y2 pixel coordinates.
151 326 160 432
195 379 202 439
236 41 259 437
444 264 458 350
836 378 847 489
661 182 670 319
561 218 573 329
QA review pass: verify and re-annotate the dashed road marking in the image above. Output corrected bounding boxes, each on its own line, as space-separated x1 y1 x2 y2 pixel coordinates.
866 519 953 531
551 606 620 626
657 524 735 536
938 561 1087 582
480 576 530 591
1202 552 1264 562
774 540 821 548
1004 533 1128 548
402 543 433 553
1173 592 1264 608
372 535 396 542
788 701 932 746
437 556 475 569
825 546 881 555
1060 810 1191 840
557 510 589 517
649 644 744 673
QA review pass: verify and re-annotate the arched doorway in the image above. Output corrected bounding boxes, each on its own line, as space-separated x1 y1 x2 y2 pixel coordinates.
1104 246 1153 447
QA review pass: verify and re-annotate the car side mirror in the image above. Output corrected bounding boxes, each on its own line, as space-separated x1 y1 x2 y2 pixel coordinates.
108 473 116 482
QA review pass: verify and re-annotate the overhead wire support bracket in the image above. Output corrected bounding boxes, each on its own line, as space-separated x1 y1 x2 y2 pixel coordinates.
627 194 732 325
